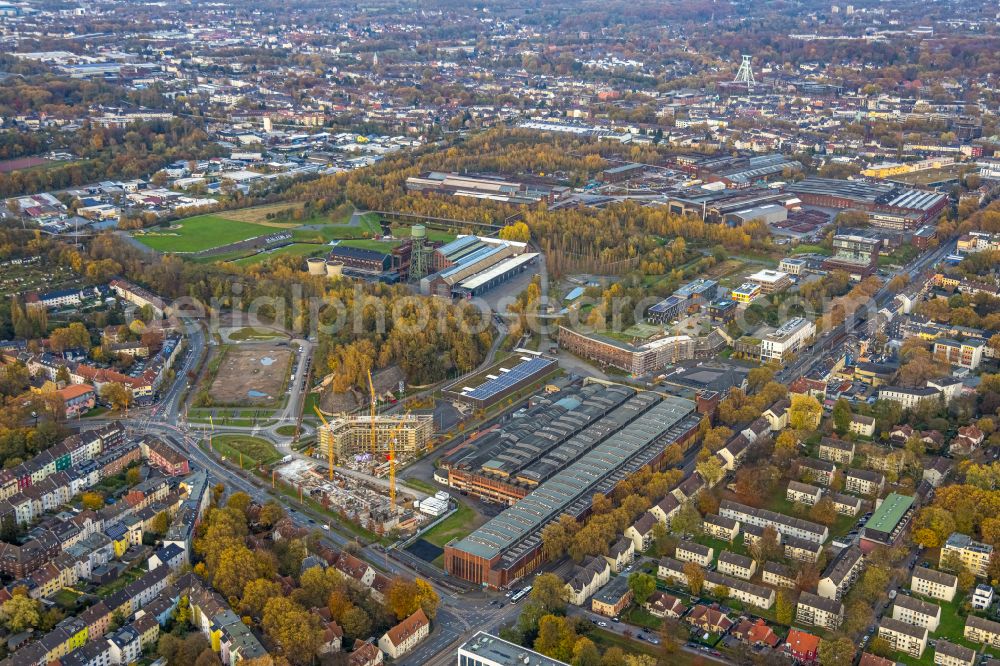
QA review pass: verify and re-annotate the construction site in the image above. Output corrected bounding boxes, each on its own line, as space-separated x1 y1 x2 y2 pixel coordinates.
315 412 435 464
272 458 424 535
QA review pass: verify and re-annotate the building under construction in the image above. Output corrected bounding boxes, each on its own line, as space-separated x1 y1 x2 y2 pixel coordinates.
316 413 435 462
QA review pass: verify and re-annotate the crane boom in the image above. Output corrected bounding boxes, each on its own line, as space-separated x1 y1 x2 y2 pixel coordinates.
367 368 376 456
386 411 411 513
313 405 335 481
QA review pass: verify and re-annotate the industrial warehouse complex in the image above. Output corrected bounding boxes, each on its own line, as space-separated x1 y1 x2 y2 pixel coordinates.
785 177 948 230
442 354 558 410
318 231 538 299
444 390 701 588
419 234 538 299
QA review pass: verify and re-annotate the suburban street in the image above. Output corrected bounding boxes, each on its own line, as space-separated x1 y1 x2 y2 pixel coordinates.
68 235 958 666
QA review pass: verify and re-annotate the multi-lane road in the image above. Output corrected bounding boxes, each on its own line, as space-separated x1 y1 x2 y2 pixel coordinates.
79 238 953 666
81 314 499 666
777 239 954 385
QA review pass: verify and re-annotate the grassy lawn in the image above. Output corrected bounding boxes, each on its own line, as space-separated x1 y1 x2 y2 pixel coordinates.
420 499 481 547
895 592 999 665
93 566 144 597
52 588 81 610
403 477 439 494
587 628 670 660
624 605 663 630
231 243 329 267
791 244 832 256
216 202 324 226
390 224 456 243
134 215 276 252
228 327 287 341
210 434 281 467
693 533 749 563
339 238 401 252
276 425 298 436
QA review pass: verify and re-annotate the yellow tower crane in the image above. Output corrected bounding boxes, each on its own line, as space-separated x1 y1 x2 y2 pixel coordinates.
386 415 409 512
367 368 377 456
313 405 336 481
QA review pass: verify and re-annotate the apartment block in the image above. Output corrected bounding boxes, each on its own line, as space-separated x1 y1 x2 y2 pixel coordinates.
879 617 929 658
942 533 993 579
796 591 844 631
717 551 756 580
911 567 958 602
892 594 941 632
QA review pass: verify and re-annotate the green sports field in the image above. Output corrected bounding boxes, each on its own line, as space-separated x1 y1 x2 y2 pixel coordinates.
132 215 277 252
231 243 329 267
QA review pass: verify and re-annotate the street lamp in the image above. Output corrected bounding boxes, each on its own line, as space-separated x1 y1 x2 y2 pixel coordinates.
31 410 38 427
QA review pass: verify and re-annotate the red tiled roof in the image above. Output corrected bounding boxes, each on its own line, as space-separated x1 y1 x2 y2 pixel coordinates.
786 628 820 655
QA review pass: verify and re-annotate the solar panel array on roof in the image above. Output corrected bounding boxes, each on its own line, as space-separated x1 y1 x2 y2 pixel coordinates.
462 357 556 401
648 295 684 314
439 245 506 279
437 234 480 258
451 396 697 563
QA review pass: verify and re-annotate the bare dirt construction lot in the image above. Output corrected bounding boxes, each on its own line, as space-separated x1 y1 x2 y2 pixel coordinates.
209 345 291 405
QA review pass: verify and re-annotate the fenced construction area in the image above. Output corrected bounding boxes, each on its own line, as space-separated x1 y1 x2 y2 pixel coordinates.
207 345 291 406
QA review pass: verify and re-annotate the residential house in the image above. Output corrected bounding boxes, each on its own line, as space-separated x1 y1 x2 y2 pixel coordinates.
850 414 876 438
942 533 993 578
934 639 977 666
762 561 796 589
685 604 733 635
703 572 775 609
719 500 829 544
762 400 790 431
731 618 780 649
657 557 689 587
645 591 687 620
878 385 942 410
787 480 822 506
625 512 658 553
892 594 941 631
702 514 739 542
798 459 836 486
591 575 633 618
819 438 855 465
817 546 864 601
796 591 844 631
348 640 384 666
972 584 994 611
911 567 958 602
965 615 1000 648
845 468 885 497
675 540 712 567
784 535 823 563
828 492 862 516
649 494 680 527
950 426 985 456
603 537 634 574
717 551 756 580
923 457 952 487
879 617 929 658
565 556 610 606
377 608 430 660
784 628 820 665
672 473 707 501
